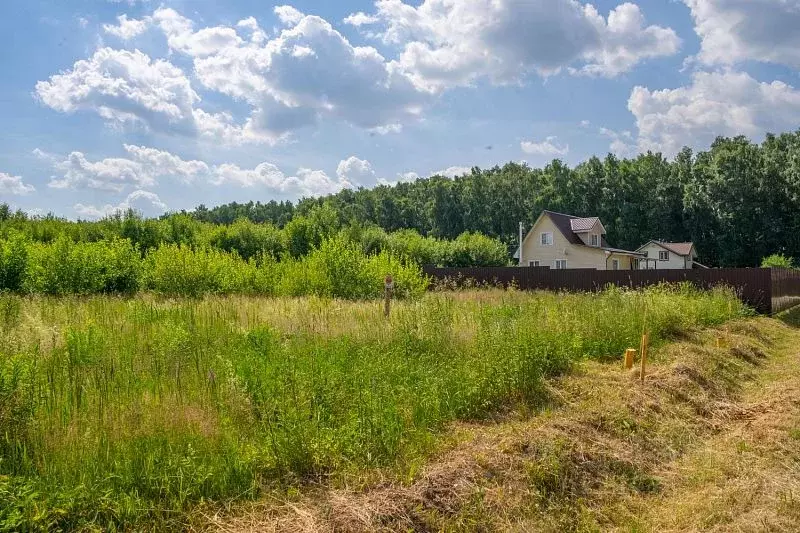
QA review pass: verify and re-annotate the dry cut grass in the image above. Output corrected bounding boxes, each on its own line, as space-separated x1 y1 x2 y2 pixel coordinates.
208 315 800 532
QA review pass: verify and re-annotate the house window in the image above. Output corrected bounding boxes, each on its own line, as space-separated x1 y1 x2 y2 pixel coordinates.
611 259 620 270
529 260 540 267
554 260 568 270
659 251 669 261
540 232 554 246
590 234 599 247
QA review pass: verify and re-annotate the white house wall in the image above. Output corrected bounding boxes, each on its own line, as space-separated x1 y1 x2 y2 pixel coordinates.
639 243 691 269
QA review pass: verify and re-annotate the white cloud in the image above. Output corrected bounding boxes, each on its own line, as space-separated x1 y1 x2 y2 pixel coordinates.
46 145 209 191
343 12 380 26
0 172 36 195
212 162 349 197
599 127 636 156
274 5 305 26
433 166 471 178
336 156 376 186
152 8 244 57
577 3 682 77
35 47 252 144
138 7 429 139
74 190 168 219
378 171 420 186
629 71 800 156
580 120 591 127
122 145 209 183
521 136 570 156
348 0 679 91
103 14 148 39
684 0 800 68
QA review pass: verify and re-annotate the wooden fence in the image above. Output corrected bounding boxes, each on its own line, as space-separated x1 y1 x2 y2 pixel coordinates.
421 266 800 315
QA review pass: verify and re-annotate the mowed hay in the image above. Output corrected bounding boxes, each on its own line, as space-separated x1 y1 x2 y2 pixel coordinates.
0 287 746 531
211 318 792 533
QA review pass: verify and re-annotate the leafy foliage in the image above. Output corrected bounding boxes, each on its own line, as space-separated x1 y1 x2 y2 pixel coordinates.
761 254 796 269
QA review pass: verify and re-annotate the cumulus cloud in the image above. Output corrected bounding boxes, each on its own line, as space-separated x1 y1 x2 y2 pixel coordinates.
35 48 253 144
0 172 36 195
39 142 356 199
347 0 679 91
684 0 800 68
629 71 800 156
433 166 471 178
378 171 420 186
274 5 305 26
74 190 168 219
103 14 148 39
336 156 376 186
599 127 636 157
521 136 570 156
343 12 380 26
152 8 244 57
46 145 209 191
212 162 349 197
185 9 428 139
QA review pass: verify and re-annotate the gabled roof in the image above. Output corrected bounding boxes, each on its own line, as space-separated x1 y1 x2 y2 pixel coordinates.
514 210 642 257
570 217 600 232
638 240 695 257
541 211 585 246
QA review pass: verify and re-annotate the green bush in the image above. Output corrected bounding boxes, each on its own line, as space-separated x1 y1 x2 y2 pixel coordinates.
142 244 261 297
209 218 284 260
23 237 140 295
761 253 795 269
0 234 28 292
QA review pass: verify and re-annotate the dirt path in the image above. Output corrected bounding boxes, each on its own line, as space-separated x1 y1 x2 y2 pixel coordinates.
204 316 800 532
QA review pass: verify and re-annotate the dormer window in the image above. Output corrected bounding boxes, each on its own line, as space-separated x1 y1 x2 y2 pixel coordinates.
590 234 599 247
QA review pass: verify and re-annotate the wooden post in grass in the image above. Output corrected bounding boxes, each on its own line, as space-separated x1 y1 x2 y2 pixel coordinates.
624 349 636 370
384 274 394 318
639 333 649 383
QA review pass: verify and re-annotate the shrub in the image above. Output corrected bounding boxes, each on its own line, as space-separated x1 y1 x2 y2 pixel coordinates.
0 234 28 292
209 219 284 260
142 244 260 297
761 253 795 269
23 237 140 295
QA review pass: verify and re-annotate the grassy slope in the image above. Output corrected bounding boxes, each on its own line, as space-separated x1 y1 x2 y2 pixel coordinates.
210 312 800 532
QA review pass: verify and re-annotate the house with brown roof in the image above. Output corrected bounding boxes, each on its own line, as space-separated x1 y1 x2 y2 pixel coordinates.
514 210 644 270
636 240 705 269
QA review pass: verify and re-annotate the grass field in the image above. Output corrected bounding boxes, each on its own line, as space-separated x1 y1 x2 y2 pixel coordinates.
0 287 746 531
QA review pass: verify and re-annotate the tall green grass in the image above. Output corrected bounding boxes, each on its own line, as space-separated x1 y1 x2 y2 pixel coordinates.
0 287 745 531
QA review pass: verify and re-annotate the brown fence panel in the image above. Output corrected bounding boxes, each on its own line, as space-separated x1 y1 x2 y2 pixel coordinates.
421 266 777 314
771 267 800 314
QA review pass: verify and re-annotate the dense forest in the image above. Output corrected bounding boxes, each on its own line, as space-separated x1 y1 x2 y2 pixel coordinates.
193 132 800 268
3 131 800 269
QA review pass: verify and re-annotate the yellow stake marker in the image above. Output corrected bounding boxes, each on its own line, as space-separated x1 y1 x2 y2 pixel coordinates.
624 348 636 370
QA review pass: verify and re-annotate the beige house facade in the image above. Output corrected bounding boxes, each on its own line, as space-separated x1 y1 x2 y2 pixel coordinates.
516 211 643 270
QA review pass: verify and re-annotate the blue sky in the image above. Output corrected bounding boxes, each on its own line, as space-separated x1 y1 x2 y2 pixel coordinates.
2 0 800 219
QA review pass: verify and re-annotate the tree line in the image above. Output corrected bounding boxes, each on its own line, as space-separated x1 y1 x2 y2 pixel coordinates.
4 131 799 268
194 131 800 267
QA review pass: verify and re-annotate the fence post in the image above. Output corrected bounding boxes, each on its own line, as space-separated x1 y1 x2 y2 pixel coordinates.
384 274 394 318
